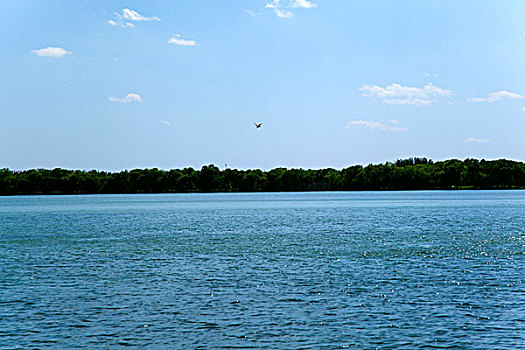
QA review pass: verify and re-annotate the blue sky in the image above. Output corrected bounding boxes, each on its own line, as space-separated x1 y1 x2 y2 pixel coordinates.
1 0 525 171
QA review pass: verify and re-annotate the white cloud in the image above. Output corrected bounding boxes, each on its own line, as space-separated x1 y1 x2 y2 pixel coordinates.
108 93 143 104
32 47 71 58
360 83 452 106
291 0 316 8
107 19 134 28
345 120 407 132
462 137 489 143
119 9 160 22
468 91 524 103
275 9 293 18
108 8 160 28
264 0 315 17
264 0 281 8
522 106 525 112
160 120 171 125
244 9 257 16
168 34 197 46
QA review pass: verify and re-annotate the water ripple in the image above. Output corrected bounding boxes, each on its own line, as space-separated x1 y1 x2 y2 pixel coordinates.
0 191 524 348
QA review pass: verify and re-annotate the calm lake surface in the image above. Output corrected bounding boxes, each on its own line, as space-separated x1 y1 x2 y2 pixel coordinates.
1 191 524 349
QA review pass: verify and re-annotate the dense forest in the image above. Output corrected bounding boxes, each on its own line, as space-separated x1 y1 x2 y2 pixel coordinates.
1 158 525 196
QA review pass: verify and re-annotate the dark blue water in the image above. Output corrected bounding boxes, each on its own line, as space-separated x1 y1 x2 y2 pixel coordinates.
1 191 524 349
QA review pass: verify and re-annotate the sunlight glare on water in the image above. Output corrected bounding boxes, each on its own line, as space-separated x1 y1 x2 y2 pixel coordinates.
0 191 524 348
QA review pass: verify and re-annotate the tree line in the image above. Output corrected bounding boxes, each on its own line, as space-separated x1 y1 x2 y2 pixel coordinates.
1 158 525 196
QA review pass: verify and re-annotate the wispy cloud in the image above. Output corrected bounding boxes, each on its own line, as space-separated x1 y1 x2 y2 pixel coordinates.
160 120 171 126
168 34 197 46
462 137 489 143
291 0 317 8
108 8 160 28
345 120 407 132
360 83 452 107
107 19 134 28
274 9 293 18
264 0 316 18
468 91 524 103
422 72 438 79
32 47 71 58
244 9 257 16
108 93 143 104
264 0 281 8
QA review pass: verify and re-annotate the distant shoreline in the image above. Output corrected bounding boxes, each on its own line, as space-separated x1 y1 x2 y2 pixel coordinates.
2 188 525 198
2 158 525 196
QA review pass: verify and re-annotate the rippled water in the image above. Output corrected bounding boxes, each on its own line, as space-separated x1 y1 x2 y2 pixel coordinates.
1 191 524 349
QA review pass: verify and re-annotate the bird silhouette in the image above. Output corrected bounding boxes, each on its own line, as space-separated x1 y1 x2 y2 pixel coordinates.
254 122 262 129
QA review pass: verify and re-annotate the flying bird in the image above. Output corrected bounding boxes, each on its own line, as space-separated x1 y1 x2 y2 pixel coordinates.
254 122 262 129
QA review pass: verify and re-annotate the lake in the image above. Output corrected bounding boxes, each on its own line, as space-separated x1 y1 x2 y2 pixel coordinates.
0 191 524 348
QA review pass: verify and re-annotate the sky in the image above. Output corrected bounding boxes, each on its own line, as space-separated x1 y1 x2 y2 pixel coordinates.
1 0 525 171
